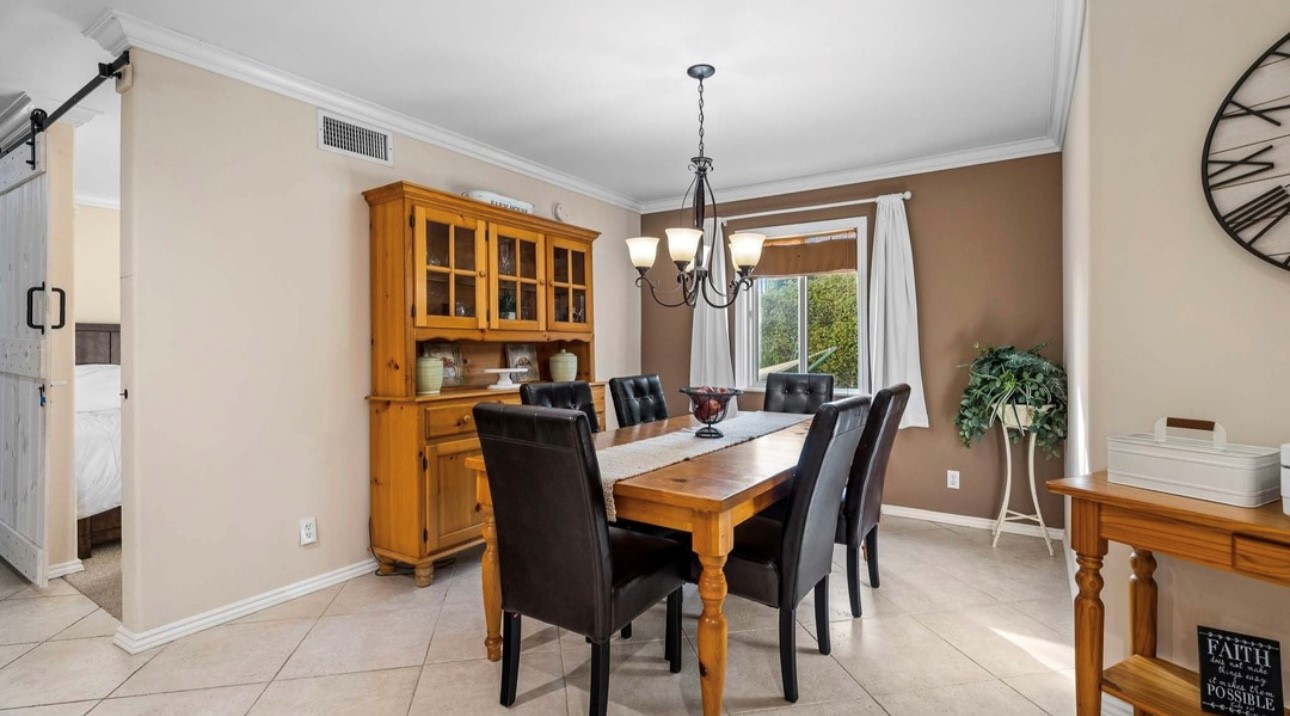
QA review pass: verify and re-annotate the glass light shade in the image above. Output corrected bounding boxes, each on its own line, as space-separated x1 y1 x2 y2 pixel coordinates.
665 228 703 265
625 236 659 269
728 232 766 270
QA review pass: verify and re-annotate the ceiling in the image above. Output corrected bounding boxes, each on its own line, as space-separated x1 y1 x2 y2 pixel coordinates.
1 0 1080 210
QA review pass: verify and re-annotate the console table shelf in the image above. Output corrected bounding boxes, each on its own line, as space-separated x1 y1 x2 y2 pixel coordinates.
1049 472 1290 716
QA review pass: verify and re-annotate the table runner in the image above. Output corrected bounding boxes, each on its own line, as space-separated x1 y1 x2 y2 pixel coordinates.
596 411 811 521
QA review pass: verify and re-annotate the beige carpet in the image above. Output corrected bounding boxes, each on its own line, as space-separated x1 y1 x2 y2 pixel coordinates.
65 542 122 620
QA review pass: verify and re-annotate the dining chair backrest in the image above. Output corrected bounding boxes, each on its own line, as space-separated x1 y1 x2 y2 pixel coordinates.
779 395 870 606
763 373 835 414
841 384 911 547
609 374 670 427
473 403 614 638
519 380 600 433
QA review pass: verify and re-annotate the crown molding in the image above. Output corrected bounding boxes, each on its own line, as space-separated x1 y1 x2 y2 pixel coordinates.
638 135 1060 214
83 11 642 212
76 193 120 210
1047 0 1086 148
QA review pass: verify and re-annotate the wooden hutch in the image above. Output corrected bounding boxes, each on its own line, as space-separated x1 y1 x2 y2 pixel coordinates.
364 181 602 586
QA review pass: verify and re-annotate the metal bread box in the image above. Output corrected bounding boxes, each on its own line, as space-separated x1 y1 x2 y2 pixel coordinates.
1107 417 1280 508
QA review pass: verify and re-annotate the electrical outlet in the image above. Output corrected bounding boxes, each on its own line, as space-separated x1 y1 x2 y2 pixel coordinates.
299 517 318 546
946 470 961 490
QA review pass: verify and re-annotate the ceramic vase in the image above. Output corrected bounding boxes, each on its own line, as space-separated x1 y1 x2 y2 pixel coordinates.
550 349 577 382
417 356 444 395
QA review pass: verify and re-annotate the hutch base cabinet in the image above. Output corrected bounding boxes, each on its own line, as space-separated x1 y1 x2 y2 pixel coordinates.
365 181 600 586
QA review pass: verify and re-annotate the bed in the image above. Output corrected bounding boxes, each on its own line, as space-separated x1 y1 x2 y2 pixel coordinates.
75 323 122 560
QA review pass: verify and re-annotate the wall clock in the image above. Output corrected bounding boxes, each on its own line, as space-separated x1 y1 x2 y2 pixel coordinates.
1203 32 1290 270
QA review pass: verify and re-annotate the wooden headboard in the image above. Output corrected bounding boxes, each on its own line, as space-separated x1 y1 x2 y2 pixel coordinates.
76 323 120 365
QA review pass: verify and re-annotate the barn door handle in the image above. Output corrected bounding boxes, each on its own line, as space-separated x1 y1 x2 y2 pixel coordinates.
25 283 44 334
50 287 66 330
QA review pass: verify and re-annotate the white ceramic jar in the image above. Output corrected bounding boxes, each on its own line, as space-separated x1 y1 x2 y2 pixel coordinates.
417 356 444 395
550 349 578 383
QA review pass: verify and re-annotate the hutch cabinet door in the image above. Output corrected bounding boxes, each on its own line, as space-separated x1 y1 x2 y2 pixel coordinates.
489 224 546 331
428 436 486 548
547 236 593 333
413 206 487 330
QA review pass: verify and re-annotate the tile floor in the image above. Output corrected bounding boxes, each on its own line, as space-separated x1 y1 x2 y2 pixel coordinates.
0 517 1076 714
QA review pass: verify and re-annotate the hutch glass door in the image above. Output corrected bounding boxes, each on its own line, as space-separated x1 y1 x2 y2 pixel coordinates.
413 206 486 330
489 224 545 331
548 236 592 332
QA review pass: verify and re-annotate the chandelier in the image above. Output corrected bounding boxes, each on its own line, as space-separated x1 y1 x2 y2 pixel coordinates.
626 64 765 309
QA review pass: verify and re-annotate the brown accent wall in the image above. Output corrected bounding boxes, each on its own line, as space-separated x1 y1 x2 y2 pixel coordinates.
639 154 1065 526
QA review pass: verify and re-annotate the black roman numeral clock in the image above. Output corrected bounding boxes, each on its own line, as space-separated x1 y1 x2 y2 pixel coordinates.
1204 32 1290 270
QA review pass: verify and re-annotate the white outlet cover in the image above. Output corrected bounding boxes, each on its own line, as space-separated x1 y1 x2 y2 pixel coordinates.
947 470 961 489
299 518 318 546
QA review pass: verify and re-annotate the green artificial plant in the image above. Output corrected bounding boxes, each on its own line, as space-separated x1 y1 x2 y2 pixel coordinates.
954 343 1068 457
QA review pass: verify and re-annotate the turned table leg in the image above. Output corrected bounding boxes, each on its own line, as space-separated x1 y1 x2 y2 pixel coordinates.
1130 548 1157 716
696 552 729 716
481 496 503 662
1072 499 1107 716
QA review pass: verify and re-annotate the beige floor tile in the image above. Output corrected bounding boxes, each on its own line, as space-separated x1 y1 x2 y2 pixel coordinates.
827 614 993 696
278 610 438 679
250 667 419 715
796 571 904 625
4 580 81 600
0 638 154 709
738 697 887 715
719 626 871 713
232 585 342 625
556 600 672 652
52 610 120 641
561 636 702 716
426 602 559 664
323 572 448 617
113 620 312 696
410 653 567 715
0 596 100 645
0 566 25 601
862 560 999 615
914 605 1073 678
1003 669 1075 716
1010 597 1075 639
875 679 1046 715
0 644 36 670
0 702 99 715
682 591 779 637
90 684 263 715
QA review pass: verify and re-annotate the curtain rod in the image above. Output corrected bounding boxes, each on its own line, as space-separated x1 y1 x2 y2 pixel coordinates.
720 190 912 225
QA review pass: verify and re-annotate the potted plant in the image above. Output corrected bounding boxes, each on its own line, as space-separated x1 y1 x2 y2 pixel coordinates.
498 291 517 321
954 343 1068 457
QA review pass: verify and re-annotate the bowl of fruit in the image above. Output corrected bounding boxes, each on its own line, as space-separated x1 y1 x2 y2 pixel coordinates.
679 386 744 439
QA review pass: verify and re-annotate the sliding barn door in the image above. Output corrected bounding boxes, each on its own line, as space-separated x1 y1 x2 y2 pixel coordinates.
0 133 50 586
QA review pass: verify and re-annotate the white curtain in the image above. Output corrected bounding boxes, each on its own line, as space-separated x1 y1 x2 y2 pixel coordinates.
869 194 928 428
690 225 738 417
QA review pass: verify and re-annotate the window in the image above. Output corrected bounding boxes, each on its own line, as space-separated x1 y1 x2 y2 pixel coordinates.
752 272 861 390
733 216 868 394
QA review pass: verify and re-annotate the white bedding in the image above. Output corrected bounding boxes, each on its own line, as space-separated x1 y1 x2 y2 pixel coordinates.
75 365 122 519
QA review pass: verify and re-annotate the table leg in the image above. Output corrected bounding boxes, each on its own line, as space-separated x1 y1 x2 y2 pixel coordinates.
481 498 502 662
696 552 729 716
1071 498 1107 716
1130 548 1157 716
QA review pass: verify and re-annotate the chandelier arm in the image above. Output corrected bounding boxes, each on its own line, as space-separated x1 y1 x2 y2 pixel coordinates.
699 172 727 296
636 274 693 309
677 172 698 229
697 271 746 310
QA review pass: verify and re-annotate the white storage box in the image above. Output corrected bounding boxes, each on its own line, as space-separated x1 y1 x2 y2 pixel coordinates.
1282 443 1289 516
1107 417 1280 507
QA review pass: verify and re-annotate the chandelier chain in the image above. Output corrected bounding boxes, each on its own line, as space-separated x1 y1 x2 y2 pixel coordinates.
696 77 705 160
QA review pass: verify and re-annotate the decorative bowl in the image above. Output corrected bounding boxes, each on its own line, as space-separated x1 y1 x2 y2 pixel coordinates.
680 386 744 438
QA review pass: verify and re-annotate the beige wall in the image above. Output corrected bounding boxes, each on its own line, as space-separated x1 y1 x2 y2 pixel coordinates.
119 50 641 631
1074 0 1290 694
640 155 1067 528
73 204 121 324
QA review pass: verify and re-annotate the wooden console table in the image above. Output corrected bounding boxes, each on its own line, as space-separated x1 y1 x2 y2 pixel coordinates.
1049 473 1290 716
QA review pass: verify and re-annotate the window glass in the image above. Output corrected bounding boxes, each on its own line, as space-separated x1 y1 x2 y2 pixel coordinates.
806 273 859 390
756 277 800 380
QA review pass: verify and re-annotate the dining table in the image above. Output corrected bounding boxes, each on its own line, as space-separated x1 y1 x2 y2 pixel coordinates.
466 412 812 716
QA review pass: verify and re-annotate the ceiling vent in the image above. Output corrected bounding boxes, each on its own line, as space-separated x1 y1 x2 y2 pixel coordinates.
317 109 393 165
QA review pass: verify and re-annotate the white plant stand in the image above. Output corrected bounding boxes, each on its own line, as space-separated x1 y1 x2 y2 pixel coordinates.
992 413 1054 556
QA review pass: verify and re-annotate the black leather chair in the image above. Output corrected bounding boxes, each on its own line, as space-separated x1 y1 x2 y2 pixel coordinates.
520 381 600 433
691 395 870 703
608 374 670 427
763 373 835 414
473 404 686 715
837 384 910 617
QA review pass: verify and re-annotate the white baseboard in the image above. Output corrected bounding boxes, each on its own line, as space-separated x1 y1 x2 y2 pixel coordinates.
113 557 375 654
47 560 84 579
882 504 1066 542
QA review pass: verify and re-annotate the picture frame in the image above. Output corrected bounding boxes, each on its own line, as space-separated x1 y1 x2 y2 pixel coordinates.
505 343 540 383
423 342 464 387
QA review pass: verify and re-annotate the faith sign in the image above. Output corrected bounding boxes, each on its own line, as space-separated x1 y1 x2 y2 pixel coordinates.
1199 626 1283 716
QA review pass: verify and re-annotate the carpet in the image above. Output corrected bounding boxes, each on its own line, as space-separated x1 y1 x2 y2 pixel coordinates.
65 542 122 620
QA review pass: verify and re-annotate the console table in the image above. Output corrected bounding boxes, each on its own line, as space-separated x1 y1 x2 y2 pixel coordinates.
1049 473 1290 716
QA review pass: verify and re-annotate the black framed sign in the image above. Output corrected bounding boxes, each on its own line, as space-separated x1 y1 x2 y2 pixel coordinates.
1198 626 1283 716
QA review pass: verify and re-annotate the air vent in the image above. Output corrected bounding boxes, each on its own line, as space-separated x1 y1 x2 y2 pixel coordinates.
316 110 393 165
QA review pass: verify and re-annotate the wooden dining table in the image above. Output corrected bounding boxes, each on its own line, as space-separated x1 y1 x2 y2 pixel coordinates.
466 413 811 716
